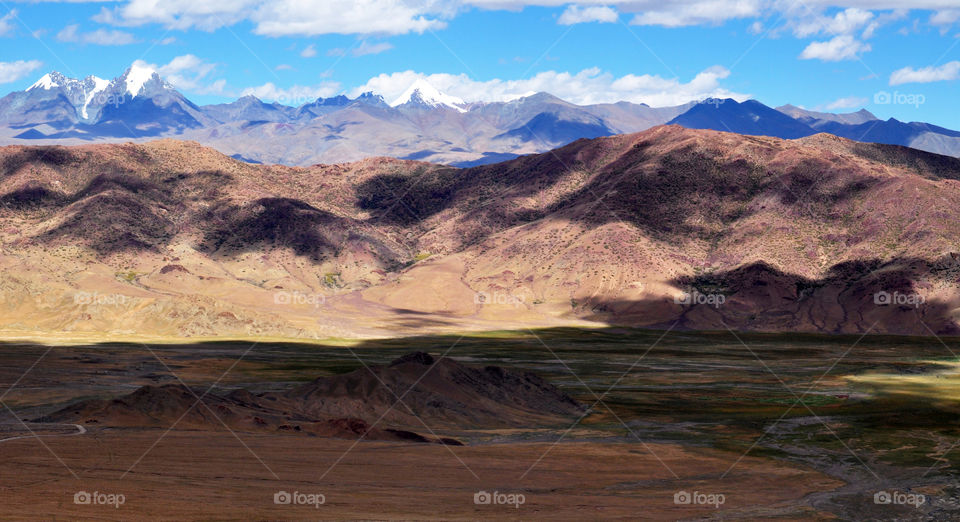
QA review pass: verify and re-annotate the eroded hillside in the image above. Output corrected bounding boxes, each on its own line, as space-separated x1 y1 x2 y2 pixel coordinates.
1 126 958 339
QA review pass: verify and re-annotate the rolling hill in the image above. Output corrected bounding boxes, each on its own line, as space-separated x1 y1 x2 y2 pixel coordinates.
1 125 959 339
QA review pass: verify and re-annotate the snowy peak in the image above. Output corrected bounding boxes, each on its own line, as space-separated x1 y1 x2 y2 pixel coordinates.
390 79 466 113
117 62 170 97
28 72 66 91
80 76 110 119
18 65 190 126
28 72 109 93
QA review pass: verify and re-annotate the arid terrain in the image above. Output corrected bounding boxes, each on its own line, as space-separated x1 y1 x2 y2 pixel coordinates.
2 126 960 341
0 331 958 519
2 127 960 519
2 0 958 518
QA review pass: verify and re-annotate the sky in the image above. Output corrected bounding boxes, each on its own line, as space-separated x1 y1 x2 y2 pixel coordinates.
0 1 959 127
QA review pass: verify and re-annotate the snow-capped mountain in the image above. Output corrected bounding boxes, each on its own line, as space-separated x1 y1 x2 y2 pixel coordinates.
94 65 210 135
390 79 467 113
1 64 210 137
2 68 959 166
16 72 111 123
19 64 183 124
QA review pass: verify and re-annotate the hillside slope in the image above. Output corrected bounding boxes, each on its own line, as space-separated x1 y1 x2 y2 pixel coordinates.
1 126 958 338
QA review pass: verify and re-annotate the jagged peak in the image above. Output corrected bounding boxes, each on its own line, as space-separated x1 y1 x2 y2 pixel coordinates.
120 61 164 97
390 79 466 112
28 72 71 91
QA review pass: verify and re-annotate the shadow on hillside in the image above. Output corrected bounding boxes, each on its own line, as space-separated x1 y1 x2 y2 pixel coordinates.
354 137 883 243
35 170 232 254
849 142 960 180
580 257 960 336
197 197 340 259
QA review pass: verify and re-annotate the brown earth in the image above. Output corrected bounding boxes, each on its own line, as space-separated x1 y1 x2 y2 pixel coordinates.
0 430 841 520
1 126 959 339
36 383 448 444
272 351 585 428
39 352 583 436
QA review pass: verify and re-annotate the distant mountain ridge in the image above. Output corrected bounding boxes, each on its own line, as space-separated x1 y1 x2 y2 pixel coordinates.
669 99 816 139
1 65 958 166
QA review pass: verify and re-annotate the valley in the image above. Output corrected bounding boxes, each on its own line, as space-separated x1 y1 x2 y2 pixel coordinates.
2 2 959 519
0 329 957 519
2 125 959 519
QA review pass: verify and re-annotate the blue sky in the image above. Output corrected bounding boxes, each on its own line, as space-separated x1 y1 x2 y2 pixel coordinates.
1 1 959 127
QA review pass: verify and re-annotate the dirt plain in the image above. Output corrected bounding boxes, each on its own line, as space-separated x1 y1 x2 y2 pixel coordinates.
0 331 955 519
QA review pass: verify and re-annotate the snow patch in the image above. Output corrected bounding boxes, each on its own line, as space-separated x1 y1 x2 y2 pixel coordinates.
28 73 59 91
124 62 157 97
390 79 466 112
81 77 110 119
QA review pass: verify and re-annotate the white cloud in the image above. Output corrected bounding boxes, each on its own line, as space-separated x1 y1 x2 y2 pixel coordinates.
931 9 960 26
799 34 871 61
92 0 259 31
240 81 340 105
133 54 224 93
748 20 764 34
157 36 177 45
329 41 395 57
300 44 317 58
0 60 43 84
791 7 873 38
275 64 293 71
87 0 960 37
56 24 139 45
889 60 960 85
631 0 763 27
348 66 749 107
0 10 17 37
558 5 618 25
95 0 444 35
254 0 444 36
930 9 960 33
824 95 868 109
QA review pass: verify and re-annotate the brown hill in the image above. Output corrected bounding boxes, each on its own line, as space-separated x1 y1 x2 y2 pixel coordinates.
1 126 959 337
269 351 585 428
39 352 583 435
37 383 434 442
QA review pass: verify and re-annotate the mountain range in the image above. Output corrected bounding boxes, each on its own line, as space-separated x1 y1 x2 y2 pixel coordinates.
3 64 959 166
1 126 958 339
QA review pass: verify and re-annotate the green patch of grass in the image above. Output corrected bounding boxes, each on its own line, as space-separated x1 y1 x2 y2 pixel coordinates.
116 270 138 282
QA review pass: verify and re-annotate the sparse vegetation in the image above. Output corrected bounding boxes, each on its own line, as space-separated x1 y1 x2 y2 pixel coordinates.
117 270 139 282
